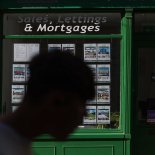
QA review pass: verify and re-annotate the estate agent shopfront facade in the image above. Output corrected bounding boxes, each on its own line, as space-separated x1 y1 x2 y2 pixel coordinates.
1 1 155 155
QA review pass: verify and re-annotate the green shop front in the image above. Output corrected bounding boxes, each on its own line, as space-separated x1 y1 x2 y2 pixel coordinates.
1 1 155 155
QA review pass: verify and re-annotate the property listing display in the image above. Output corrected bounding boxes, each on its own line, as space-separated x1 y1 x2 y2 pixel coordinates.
48 44 75 55
83 106 110 124
12 64 30 82
84 43 110 61
14 43 40 62
12 85 25 103
4 39 120 129
11 43 76 112
83 43 112 127
11 43 40 111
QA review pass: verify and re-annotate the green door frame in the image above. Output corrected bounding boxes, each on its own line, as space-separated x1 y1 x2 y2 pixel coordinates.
132 32 155 155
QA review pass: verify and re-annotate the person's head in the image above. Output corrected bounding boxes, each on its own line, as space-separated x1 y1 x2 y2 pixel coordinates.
23 50 95 140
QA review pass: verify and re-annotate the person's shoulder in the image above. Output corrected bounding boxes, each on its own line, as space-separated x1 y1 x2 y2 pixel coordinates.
0 122 32 155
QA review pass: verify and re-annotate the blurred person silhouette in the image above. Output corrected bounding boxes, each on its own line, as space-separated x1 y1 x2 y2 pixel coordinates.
0 50 95 155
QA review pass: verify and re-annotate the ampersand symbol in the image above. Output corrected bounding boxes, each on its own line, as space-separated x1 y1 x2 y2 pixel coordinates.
24 24 33 32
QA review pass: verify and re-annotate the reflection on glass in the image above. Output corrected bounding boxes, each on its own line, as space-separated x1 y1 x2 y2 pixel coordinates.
138 48 155 123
